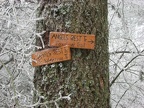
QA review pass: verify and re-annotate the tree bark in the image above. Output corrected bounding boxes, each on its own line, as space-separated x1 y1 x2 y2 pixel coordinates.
34 0 110 108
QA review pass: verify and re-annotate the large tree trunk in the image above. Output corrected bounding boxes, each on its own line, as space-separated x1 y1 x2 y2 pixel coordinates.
34 0 110 108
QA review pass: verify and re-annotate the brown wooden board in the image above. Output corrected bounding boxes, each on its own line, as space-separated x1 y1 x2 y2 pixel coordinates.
49 32 95 49
31 45 71 67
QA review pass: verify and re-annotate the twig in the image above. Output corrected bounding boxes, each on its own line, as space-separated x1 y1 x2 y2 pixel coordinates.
110 54 143 87
0 57 13 70
115 80 138 108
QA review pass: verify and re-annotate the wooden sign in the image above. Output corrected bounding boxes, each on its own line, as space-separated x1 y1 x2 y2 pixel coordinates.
49 32 95 49
32 45 71 67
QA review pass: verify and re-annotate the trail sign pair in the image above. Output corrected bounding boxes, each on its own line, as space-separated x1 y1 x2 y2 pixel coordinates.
32 32 95 67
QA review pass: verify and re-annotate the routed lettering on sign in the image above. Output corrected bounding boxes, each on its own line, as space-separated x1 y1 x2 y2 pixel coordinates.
31 45 71 67
49 32 95 49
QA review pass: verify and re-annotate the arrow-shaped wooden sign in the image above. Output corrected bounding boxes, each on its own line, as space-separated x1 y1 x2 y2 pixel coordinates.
32 45 71 67
49 32 95 49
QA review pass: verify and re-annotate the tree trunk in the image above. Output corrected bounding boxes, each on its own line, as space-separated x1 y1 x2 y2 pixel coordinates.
34 0 110 108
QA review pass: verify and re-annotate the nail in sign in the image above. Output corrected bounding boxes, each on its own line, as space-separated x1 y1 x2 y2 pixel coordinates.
49 32 95 49
32 45 71 67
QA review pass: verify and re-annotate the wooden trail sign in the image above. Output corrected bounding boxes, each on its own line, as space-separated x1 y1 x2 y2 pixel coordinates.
49 32 95 49
32 45 71 67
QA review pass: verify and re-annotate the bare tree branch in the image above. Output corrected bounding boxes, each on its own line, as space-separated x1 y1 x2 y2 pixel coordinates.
110 51 140 54
110 53 144 87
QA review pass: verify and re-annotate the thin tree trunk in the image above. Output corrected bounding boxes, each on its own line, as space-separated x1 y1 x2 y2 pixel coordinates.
34 0 110 108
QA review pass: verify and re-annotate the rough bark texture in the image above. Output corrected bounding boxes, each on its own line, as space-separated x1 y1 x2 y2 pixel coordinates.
34 0 109 108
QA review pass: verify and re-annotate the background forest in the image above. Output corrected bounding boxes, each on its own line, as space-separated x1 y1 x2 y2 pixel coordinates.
0 0 144 108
